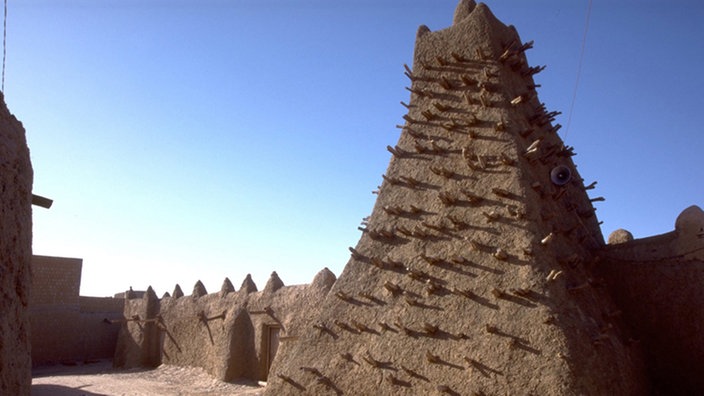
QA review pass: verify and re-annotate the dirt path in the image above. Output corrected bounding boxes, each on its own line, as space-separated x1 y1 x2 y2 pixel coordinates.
31 360 264 396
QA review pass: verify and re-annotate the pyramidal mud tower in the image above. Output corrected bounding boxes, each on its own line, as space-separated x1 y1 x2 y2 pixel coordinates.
267 2 648 394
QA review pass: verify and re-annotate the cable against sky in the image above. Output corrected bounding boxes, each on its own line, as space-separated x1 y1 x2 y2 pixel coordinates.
563 0 593 140
2 0 6 92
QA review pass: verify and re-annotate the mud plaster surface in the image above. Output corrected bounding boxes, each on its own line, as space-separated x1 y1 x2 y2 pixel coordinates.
267 2 645 395
0 91 33 395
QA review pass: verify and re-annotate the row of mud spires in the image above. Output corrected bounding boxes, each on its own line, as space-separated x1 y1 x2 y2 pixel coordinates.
124 272 282 300
271 38 610 394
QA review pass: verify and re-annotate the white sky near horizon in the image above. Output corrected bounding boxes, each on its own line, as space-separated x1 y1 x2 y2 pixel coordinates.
7 0 703 297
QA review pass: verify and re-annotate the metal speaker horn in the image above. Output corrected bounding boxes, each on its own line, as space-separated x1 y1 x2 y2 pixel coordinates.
550 165 571 186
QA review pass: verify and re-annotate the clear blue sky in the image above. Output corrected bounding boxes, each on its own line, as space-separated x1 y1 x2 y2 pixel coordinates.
8 0 703 297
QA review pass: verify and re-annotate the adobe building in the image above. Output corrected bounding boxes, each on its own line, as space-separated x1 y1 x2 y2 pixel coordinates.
266 1 648 395
597 206 704 395
28 255 124 366
105 2 704 394
0 92 33 395
113 268 337 383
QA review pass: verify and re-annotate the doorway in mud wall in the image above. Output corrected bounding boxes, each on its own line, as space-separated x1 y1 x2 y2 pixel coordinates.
265 325 281 375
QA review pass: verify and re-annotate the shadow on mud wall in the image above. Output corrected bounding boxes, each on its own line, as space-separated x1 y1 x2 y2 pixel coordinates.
112 321 147 369
598 257 704 395
225 310 257 381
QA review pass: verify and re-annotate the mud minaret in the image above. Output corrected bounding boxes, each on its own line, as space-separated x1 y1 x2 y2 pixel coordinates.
267 2 647 395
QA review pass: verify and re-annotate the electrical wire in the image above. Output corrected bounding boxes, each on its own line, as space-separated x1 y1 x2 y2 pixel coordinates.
563 0 594 140
2 0 7 93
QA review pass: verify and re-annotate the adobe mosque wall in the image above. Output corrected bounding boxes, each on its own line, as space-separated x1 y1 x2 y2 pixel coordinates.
0 94 33 395
598 205 704 395
0 92 33 395
115 3 704 394
8 2 704 395
29 255 124 366
112 268 336 382
266 1 648 394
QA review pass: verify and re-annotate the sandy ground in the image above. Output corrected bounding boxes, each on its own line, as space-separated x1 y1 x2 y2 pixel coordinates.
31 360 264 396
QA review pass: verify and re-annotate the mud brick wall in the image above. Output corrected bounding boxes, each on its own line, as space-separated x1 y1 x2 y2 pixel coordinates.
598 206 704 395
30 255 82 306
113 287 161 369
29 256 124 365
0 92 33 396
78 296 125 361
114 269 336 383
266 2 647 394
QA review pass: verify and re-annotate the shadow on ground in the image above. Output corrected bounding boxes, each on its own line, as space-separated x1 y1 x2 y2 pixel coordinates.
31 384 107 396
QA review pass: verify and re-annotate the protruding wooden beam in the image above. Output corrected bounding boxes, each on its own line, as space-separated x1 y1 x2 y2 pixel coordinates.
32 194 53 209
